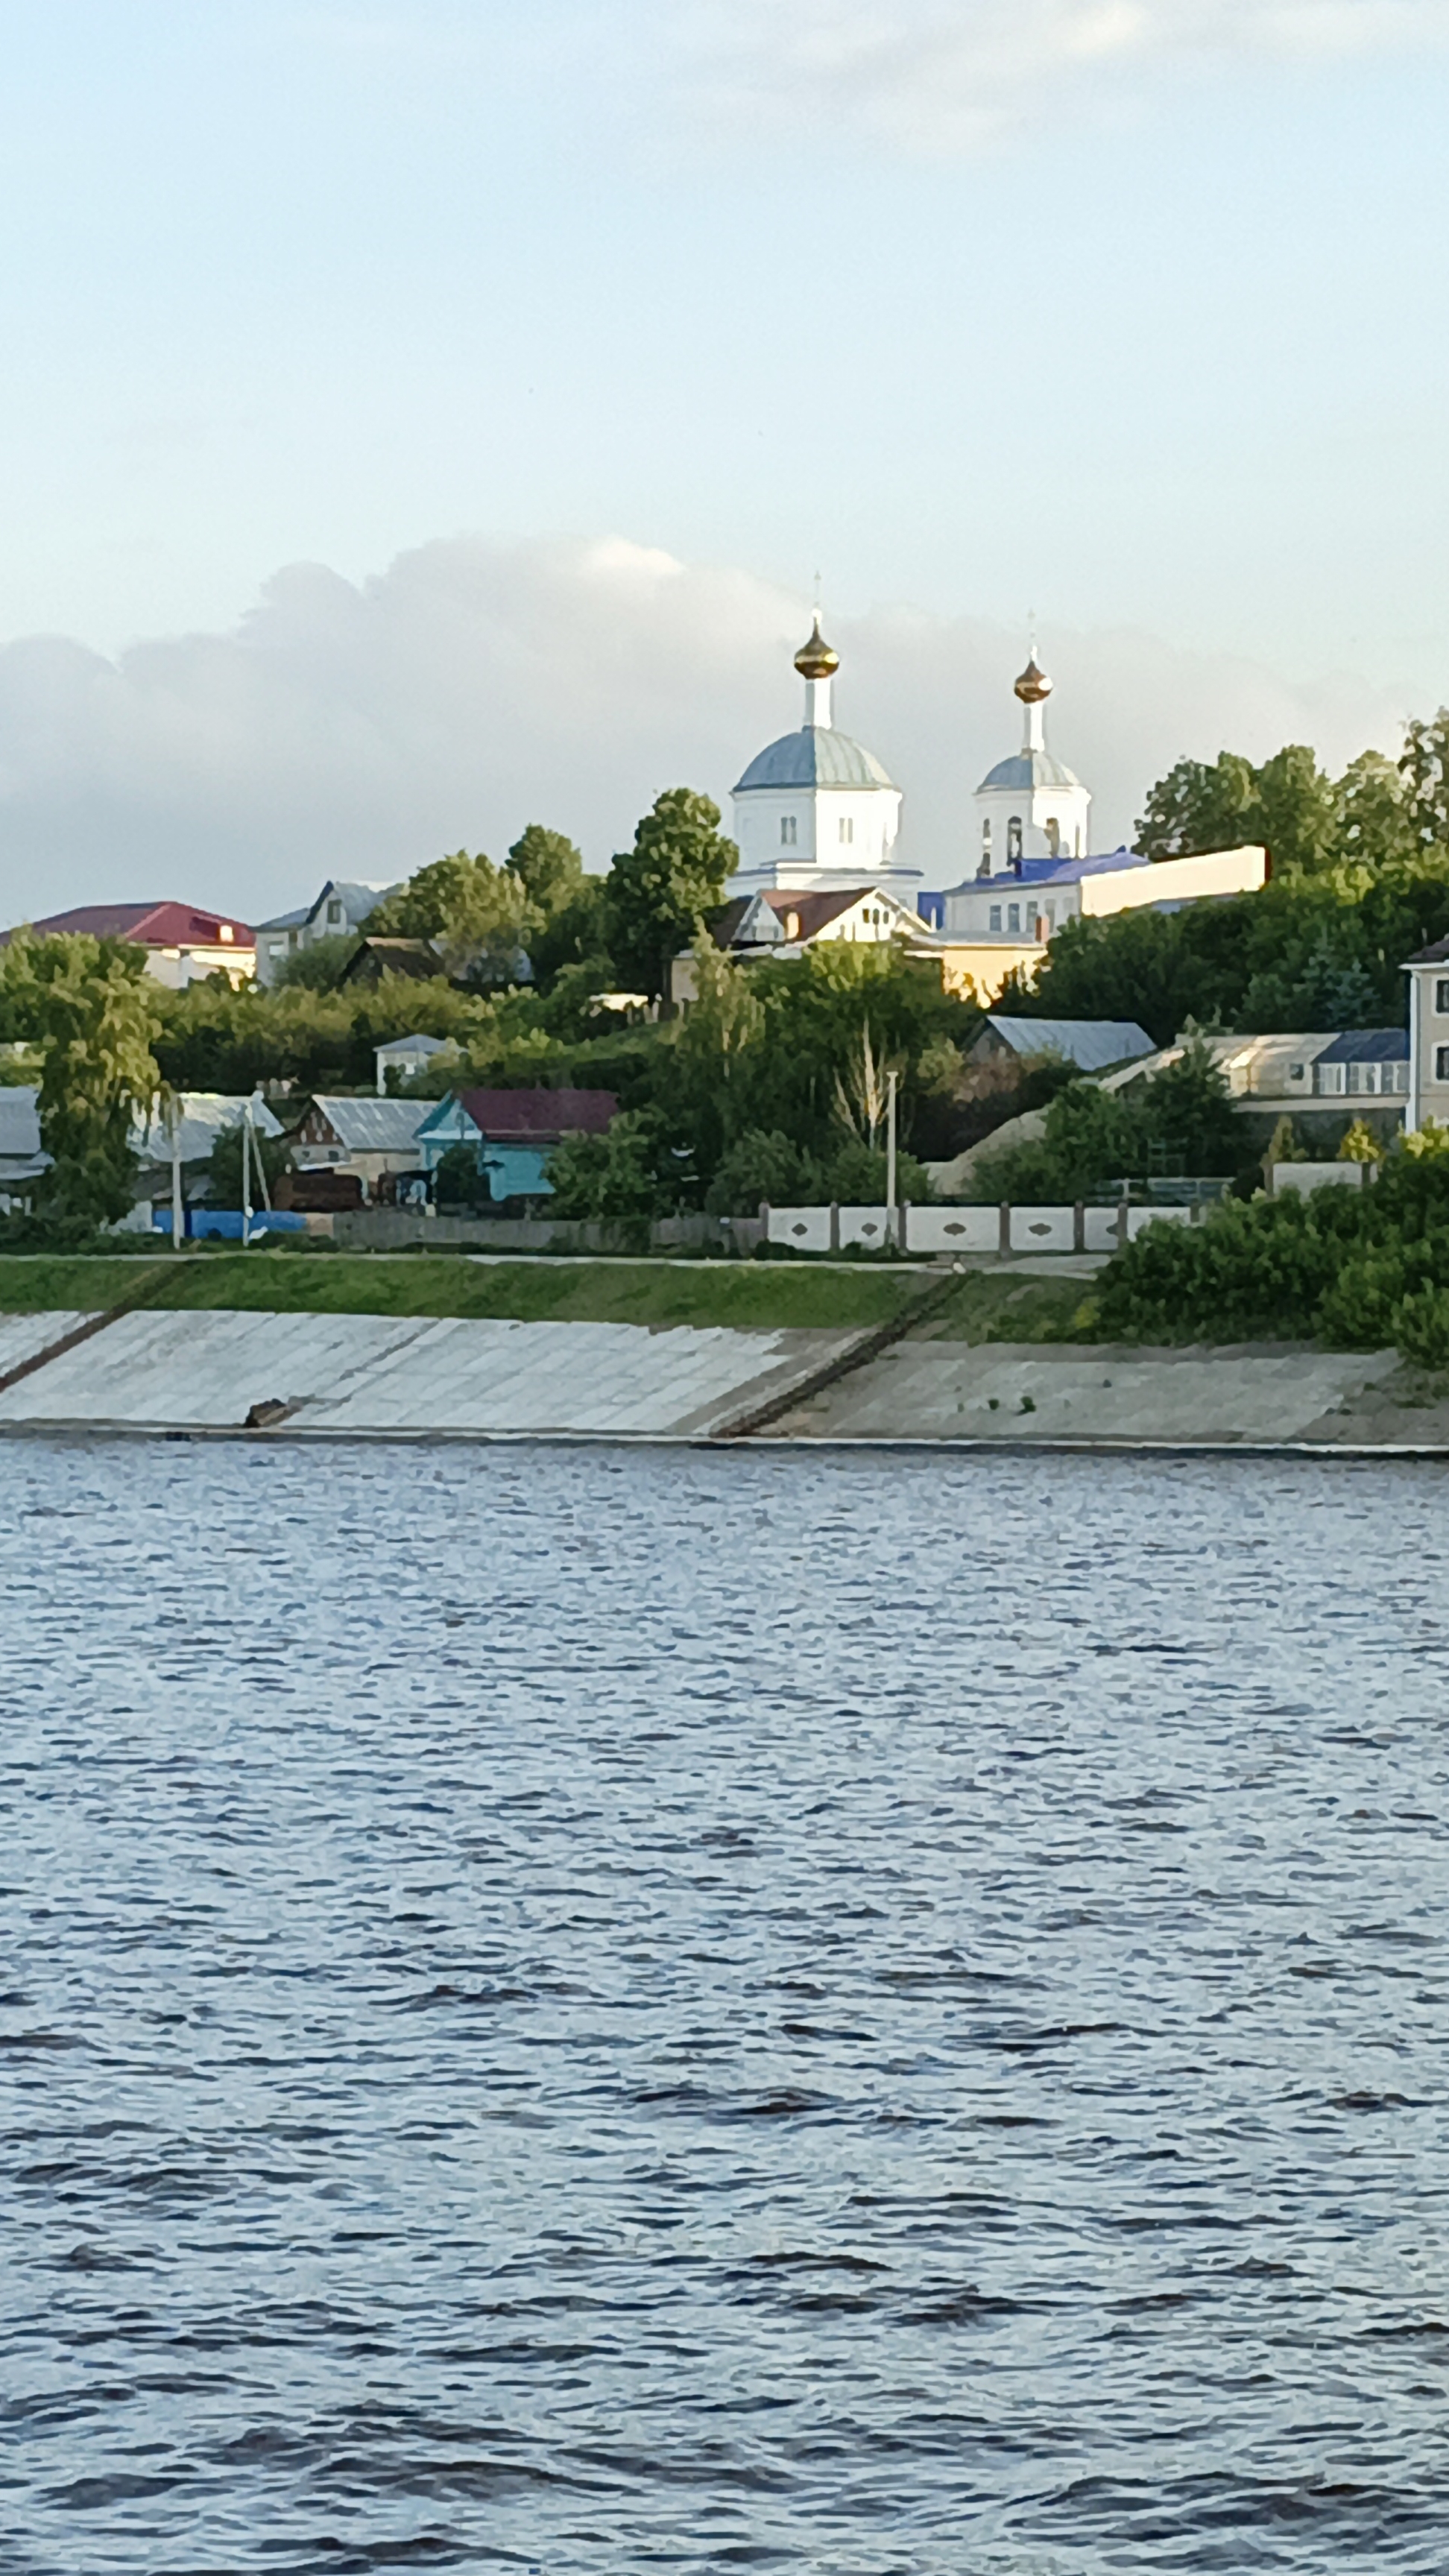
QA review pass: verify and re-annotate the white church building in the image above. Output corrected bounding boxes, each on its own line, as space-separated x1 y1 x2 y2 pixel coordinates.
726 620 920 902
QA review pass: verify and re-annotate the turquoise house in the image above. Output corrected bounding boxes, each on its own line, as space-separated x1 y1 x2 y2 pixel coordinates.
416 1087 618 1204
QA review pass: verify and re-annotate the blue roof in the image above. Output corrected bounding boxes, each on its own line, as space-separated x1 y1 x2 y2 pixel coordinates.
944 847 1144 896
1316 1028 1408 1064
734 727 896 794
978 749 1082 794
985 1015 1155 1073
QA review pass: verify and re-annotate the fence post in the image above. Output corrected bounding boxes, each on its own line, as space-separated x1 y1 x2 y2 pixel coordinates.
999 1201 1011 1257
1116 1198 1129 1248
897 1201 909 1256
1073 1200 1085 1254
830 1202 840 1254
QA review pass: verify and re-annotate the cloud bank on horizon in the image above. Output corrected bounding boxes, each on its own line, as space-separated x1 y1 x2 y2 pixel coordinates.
0 535 1418 928
672 0 1449 141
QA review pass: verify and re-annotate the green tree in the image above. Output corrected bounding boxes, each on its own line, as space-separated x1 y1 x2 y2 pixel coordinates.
604 789 737 999
704 1127 821 1217
546 1108 694 1240
507 824 587 916
13 935 161 1221
1134 744 1336 875
269 932 361 991
370 851 537 986
1400 710 1449 853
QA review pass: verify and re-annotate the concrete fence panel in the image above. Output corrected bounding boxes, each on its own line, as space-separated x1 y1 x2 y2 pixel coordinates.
904 1205 1001 1255
1008 1205 1076 1254
837 1205 894 1250
765 1205 834 1253
1084 1207 1123 1254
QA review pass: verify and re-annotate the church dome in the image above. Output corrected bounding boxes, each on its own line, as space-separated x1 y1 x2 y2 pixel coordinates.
1014 655 1052 706
978 748 1081 794
794 616 840 683
734 727 897 794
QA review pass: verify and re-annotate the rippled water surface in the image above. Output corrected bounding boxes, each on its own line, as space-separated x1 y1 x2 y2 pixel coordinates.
4 1439 1449 2574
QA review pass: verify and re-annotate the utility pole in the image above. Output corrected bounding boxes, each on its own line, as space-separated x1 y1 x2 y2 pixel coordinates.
886 1066 898 1248
241 1101 253 1248
168 1099 183 1251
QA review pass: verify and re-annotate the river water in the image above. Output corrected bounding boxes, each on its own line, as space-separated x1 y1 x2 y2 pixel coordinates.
3 1438 1448 2574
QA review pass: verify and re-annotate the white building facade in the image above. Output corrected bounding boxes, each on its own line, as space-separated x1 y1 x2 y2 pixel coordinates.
727 621 918 903
1404 936 1449 1131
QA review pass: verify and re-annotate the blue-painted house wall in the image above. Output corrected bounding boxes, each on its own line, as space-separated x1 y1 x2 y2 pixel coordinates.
415 1099 555 1201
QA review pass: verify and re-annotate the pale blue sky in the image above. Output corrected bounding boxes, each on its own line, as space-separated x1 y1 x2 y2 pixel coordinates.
1 1 1448 911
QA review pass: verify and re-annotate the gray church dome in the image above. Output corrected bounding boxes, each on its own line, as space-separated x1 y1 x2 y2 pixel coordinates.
735 727 897 795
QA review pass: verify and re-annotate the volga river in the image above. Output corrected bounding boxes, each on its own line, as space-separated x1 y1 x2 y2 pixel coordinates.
4 1438 1449 2574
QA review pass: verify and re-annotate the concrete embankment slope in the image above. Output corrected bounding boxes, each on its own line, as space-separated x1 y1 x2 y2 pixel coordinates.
0 1307 1435 1448
0 1307 857 1440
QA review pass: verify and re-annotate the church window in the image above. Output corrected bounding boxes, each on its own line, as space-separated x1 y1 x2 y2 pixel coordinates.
988 905 1002 932
982 820 992 859
780 815 797 847
1007 903 1020 933
1007 818 1023 862
1046 818 1061 858
839 816 854 845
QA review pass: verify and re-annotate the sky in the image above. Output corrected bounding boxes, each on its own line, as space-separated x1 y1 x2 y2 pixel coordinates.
1 0 1448 920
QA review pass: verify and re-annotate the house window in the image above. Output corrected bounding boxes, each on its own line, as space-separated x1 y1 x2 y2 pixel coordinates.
1436 1046 1449 1082
1392 1062 1409 1093
1007 818 1023 862
1288 1064 1304 1082
839 816 854 845
219 924 233 942
784 910 801 940
1007 903 1020 933
1436 979 1449 1013
1042 904 1055 931
988 904 1002 932
326 899 343 925
1348 1064 1362 1095
780 815 797 847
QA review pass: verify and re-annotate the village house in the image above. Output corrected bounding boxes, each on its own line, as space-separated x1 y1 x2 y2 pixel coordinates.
417 1087 618 1205
1 901 255 988
373 1032 453 1093
254 878 403 985
290 1096 433 1201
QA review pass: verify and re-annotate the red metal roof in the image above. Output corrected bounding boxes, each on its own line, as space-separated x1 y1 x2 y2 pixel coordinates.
8 901 255 945
458 1087 618 1141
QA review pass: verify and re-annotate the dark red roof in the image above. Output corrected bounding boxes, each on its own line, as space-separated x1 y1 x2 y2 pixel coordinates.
458 1087 618 1142
7 900 254 945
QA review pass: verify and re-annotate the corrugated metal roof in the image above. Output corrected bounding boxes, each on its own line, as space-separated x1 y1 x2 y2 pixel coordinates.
375 1032 449 1056
132 1093 283 1164
986 1017 1155 1072
309 1096 432 1151
449 1087 618 1142
735 727 896 794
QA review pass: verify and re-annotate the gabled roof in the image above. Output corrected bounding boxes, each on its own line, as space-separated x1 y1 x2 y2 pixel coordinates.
735 727 897 795
337 938 443 985
308 878 402 928
306 1096 432 1151
132 1093 285 1164
1315 1027 1408 1064
447 1087 618 1143
1406 934 1449 965
3 900 254 945
713 886 915 950
376 1031 449 1057
984 1015 1155 1072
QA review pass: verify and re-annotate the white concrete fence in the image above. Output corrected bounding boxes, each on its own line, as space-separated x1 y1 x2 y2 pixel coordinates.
763 1202 1203 1257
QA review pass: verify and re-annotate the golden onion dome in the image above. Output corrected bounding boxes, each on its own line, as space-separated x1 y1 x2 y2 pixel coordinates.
1014 655 1052 706
795 616 840 683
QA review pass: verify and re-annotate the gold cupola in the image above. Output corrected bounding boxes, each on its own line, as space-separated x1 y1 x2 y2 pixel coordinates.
794 616 840 683
1014 655 1052 706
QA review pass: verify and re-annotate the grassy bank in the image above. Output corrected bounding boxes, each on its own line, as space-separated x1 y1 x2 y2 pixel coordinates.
0 1251 1090 1341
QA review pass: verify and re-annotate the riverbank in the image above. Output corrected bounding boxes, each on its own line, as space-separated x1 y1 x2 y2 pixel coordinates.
0 1294 1443 1447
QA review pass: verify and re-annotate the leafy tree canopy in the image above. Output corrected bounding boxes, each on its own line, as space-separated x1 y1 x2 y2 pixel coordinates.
4 934 161 1220
369 850 537 987
604 789 736 998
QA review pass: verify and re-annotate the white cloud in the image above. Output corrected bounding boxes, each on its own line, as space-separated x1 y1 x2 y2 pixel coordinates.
0 533 1418 929
670 0 1449 146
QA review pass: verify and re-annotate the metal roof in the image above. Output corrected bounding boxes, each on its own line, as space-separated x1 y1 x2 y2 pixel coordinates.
132 1093 285 1164
734 727 897 795
976 750 1082 795
985 1017 1155 1072
1315 1028 1408 1064
421 1087 618 1143
1 900 254 946
308 1096 432 1151
375 1032 449 1057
